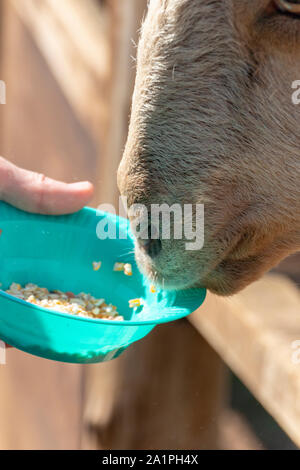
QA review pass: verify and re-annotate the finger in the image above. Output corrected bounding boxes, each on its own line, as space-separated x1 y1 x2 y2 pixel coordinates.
0 157 94 215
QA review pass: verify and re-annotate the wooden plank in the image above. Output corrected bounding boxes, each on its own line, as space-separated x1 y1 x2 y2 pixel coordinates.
0 1 98 449
10 0 110 139
0 350 82 449
81 319 227 450
189 274 300 447
0 0 99 198
98 0 149 206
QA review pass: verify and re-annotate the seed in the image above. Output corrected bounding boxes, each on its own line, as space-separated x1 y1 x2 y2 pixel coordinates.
92 261 102 271
5 282 123 321
129 298 142 308
10 283 21 292
114 262 133 276
66 291 75 298
124 263 133 276
113 262 125 272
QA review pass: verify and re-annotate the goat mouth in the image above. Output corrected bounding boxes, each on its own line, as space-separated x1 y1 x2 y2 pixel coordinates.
134 223 253 293
134 250 197 291
137 255 243 295
141 264 195 291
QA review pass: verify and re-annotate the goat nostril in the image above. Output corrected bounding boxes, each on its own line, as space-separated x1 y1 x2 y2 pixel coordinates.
136 223 162 258
138 238 162 258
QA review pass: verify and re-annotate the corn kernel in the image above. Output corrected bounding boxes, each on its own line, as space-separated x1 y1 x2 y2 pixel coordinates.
113 262 125 272
6 282 123 321
129 298 142 308
92 261 102 271
124 263 133 276
11 283 21 291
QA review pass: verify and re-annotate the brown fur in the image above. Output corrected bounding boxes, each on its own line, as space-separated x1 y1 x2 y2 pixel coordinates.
118 0 300 295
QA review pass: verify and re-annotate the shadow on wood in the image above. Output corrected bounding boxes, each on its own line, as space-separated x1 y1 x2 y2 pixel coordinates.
81 319 227 450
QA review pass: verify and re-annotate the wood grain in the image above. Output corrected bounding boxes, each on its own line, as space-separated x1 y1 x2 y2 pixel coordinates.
10 0 110 140
189 274 300 447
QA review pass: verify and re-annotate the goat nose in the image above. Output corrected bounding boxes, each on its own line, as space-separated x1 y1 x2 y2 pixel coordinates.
137 223 162 258
138 237 162 258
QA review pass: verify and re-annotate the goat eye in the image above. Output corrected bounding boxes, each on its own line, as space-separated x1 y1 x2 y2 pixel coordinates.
274 0 300 14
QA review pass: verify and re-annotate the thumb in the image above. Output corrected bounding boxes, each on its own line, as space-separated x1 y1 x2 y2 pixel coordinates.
0 157 94 215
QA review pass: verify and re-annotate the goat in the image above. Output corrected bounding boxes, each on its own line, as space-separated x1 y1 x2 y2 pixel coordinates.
118 0 300 295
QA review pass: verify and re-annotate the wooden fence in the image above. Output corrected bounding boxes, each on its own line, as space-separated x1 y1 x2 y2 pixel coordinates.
0 0 299 450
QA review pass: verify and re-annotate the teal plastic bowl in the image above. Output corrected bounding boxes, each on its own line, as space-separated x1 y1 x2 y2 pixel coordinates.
0 201 206 363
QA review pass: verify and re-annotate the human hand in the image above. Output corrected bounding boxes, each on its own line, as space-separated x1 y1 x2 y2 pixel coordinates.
0 156 95 348
0 156 94 214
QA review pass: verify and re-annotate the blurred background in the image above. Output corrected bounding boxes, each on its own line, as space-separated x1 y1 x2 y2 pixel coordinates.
0 0 299 450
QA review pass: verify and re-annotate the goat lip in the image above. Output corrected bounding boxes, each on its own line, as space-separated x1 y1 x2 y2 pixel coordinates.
135 256 196 290
145 268 195 291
